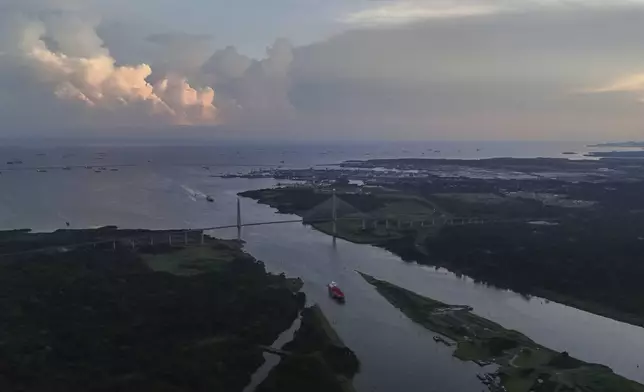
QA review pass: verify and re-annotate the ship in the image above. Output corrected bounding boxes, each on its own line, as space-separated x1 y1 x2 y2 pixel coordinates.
327 281 345 302
206 196 214 202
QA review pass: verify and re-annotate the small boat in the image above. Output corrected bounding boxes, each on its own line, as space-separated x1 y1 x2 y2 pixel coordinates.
63 166 71 170
37 169 47 173
110 168 119 171
327 281 345 302
206 196 214 202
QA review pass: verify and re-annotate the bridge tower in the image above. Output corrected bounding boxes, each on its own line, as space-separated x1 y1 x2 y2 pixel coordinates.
237 197 242 241
332 189 337 238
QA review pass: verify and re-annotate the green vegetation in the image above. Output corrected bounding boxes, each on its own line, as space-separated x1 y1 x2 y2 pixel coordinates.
0 229 309 392
257 305 359 392
359 272 644 392
142 240 244 275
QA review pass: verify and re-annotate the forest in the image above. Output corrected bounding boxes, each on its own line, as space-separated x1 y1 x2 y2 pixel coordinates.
0 230 306 392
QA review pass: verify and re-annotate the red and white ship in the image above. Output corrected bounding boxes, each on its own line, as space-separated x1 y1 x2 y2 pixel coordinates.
327 281 345 302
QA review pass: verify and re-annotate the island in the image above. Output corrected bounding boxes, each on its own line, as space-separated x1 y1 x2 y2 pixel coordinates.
239 157 644 327
359 272 644 392
0 227 358 392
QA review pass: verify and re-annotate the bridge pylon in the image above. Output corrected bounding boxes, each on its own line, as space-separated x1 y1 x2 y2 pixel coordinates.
237 197 242 241
332 189 337 238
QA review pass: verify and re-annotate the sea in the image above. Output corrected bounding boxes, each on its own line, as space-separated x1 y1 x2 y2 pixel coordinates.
0 140 642 392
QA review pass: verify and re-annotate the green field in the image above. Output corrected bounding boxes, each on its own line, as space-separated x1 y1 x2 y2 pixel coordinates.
142 240 243 275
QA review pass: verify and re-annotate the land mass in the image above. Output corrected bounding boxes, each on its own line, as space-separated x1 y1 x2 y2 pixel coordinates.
257 305 359 392
359 272 644 392
0 228 357 392
239 157 644 327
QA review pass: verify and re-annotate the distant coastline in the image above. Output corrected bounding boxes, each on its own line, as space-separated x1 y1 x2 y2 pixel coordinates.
588 141 644 148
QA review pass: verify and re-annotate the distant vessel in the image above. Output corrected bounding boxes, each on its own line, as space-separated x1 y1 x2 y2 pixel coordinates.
206 196 214 202
63 167 71 171
37 169 47 173
327 281 345 302
562 151 576 155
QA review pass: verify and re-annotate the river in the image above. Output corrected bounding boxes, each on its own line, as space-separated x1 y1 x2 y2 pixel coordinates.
1 144 643 390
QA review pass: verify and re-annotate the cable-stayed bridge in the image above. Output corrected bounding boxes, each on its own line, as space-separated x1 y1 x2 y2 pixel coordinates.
0 190 557 257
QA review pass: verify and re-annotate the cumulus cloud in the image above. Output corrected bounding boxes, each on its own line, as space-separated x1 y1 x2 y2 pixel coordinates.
0 1 217 127
200 38 295 124
1 0 643 140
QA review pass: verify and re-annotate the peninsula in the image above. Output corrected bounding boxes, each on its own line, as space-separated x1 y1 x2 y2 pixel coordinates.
360 272 644 392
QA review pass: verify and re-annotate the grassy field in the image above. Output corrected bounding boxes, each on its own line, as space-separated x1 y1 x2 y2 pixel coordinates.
359 272 644 392
142 241 243 275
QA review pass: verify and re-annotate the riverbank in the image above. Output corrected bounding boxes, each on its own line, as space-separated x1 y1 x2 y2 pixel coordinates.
257 305 360 392
359 272 644 392
0 228 357 392
239 179 644 329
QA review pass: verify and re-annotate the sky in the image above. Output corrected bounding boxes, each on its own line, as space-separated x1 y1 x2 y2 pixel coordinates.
0 0 643 141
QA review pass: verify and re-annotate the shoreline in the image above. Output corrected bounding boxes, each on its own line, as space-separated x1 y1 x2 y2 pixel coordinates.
239 186 644 330
359 272 644 392
311 220 644 328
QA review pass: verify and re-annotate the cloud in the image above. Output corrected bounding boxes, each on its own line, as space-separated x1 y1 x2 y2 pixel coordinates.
587 73 644 93
200 38 295 124
0 1 217 127
0 0 643 140
291 5 644 139
340 1 500 26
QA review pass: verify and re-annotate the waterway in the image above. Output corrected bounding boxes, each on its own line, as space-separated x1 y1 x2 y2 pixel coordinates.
1 144 643 391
